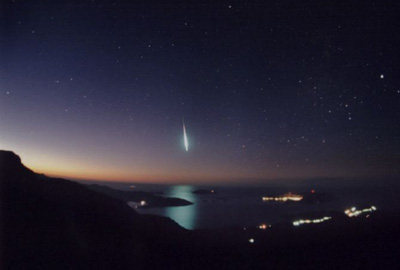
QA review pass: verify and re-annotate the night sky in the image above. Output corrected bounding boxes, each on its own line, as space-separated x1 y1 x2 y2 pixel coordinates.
1 0 399 184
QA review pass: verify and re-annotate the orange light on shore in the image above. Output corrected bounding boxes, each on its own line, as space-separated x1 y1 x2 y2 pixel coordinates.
344 206 376 217
258 224 267 230
293 216 331 226
262 192 303 202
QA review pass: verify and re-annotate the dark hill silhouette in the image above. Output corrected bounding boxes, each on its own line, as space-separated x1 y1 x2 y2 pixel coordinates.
0 150 35 177
0 150 187 270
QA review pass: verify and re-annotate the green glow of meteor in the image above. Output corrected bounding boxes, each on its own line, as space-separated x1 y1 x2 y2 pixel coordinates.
183 122 189 151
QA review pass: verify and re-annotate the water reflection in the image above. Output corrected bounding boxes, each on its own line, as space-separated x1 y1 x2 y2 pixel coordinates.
165 185 197 230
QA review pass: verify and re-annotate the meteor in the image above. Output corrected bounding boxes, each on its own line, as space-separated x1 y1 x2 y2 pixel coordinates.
183 120 189 151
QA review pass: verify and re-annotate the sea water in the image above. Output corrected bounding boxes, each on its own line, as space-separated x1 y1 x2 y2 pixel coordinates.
84 179 400 230
132 181 400 230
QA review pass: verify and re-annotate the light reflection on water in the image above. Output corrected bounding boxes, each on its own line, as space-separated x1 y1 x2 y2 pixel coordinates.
136 185 199 229
164 186 198 230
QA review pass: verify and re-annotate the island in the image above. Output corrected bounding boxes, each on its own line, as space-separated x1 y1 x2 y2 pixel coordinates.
193 189 216 195
87 184 193 207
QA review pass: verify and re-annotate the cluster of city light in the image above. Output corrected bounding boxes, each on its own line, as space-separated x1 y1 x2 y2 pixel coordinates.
262 192 303 202
344 206 377 217
292 216 332 226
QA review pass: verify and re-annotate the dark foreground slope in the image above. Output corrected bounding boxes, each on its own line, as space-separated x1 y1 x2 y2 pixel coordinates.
0 150 187 270
1 150 400 270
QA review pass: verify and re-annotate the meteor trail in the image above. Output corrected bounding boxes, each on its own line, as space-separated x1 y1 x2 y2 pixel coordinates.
183 120 189 151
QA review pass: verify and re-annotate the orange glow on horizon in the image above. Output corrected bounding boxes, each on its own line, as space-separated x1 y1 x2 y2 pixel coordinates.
29 164 263 184
3 144 379 185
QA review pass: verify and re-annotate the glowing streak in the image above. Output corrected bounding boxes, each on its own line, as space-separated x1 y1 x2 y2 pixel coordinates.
183 121 189 151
